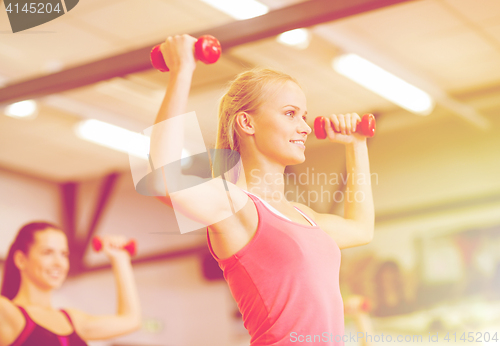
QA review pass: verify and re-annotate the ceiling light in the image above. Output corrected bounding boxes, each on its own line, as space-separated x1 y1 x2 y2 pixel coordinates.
199 0 268 20
75 119 193 168
332 54 434 115
277 28 310 49
75 119 150 159
4 100 38 119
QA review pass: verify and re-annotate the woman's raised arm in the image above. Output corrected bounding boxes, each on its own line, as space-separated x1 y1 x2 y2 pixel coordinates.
154 35 197 124
148 34 197 199
66 236 141 340
147 35 248 232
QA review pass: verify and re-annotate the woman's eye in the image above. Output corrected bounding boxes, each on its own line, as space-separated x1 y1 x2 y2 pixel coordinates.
286 110 295 117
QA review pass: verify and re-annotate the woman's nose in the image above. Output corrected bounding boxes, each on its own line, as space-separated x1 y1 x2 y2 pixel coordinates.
53 253 68 267
299 120 312 135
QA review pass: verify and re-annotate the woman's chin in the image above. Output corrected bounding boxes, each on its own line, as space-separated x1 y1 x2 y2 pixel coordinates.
43 277 66 290
277 152 306 167
290 154 306 165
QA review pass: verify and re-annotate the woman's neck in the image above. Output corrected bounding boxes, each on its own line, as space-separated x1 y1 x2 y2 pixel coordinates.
236 157 287 203
13 280 52 308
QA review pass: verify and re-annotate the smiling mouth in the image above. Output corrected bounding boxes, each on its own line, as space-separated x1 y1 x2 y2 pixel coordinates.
47 270 64 279
290 140 305 148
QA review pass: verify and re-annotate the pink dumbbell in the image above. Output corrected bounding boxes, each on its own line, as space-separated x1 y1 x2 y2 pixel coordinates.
92 236 137 256
150 35 221 72
314 113 376 139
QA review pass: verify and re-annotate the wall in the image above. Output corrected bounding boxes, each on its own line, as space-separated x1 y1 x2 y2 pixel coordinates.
0 168 60 258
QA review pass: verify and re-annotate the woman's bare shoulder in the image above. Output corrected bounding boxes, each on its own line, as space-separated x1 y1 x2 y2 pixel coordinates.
0 296 24 320
208 188 257 233
0 296 15 314
0 297 25 346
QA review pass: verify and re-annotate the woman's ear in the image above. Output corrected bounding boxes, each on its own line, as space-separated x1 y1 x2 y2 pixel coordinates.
14 250 28 271
235 111 255 135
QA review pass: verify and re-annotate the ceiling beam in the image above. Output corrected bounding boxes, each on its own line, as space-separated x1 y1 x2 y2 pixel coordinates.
60 182 80 274
77 172 120 268
0 0 413 105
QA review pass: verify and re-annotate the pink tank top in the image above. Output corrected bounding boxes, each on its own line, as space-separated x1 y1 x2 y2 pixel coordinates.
207 191 344 345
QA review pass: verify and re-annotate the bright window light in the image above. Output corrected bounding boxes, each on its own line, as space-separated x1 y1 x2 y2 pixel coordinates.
200 0 268 20
277 28 310 49
332 54 434 115
75 119 150 159
75 119 193 168
5 100 38 118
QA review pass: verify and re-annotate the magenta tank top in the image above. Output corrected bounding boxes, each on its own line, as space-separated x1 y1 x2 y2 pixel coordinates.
207 191 345 345
9 306 88 346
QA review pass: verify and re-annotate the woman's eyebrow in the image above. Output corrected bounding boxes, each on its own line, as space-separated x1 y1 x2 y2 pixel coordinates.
283 105 308 116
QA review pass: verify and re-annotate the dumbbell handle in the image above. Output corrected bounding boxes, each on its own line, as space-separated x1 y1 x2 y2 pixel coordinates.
150 35 221 72
314 113 376 139
92 236 137 256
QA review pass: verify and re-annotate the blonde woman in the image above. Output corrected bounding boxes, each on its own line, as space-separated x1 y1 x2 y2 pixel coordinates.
152 35 374 345
0 222 141 346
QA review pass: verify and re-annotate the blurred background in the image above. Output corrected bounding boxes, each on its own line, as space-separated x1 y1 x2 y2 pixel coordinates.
1 0 500 345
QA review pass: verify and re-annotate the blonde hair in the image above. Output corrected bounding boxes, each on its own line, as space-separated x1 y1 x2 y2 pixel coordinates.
211 68 298 181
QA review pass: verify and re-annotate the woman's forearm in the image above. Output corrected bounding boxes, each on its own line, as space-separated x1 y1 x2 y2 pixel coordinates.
149 69 194 195
154 69 194 124
354 313 375 346
111 255 141 323
344 140 375 241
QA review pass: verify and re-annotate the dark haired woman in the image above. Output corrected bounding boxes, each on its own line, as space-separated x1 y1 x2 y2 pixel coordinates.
0 222 141 346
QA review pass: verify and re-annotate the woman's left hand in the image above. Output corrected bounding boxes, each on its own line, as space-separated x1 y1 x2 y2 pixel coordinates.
344 295 370 316
324 113 367 145
100 235 131 261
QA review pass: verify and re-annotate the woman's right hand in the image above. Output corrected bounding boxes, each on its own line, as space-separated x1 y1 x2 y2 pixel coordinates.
160 34 198 75
344 295 370 316
99 235 132 262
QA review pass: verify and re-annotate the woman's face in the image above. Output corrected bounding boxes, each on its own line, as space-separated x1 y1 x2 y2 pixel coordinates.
18 229 70 290
252 81 311 165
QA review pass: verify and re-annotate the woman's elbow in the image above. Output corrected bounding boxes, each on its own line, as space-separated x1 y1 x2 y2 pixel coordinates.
126 315 142 333
132 319 142 333
120 313 142 333
362 228 374 244
356 226 374 246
